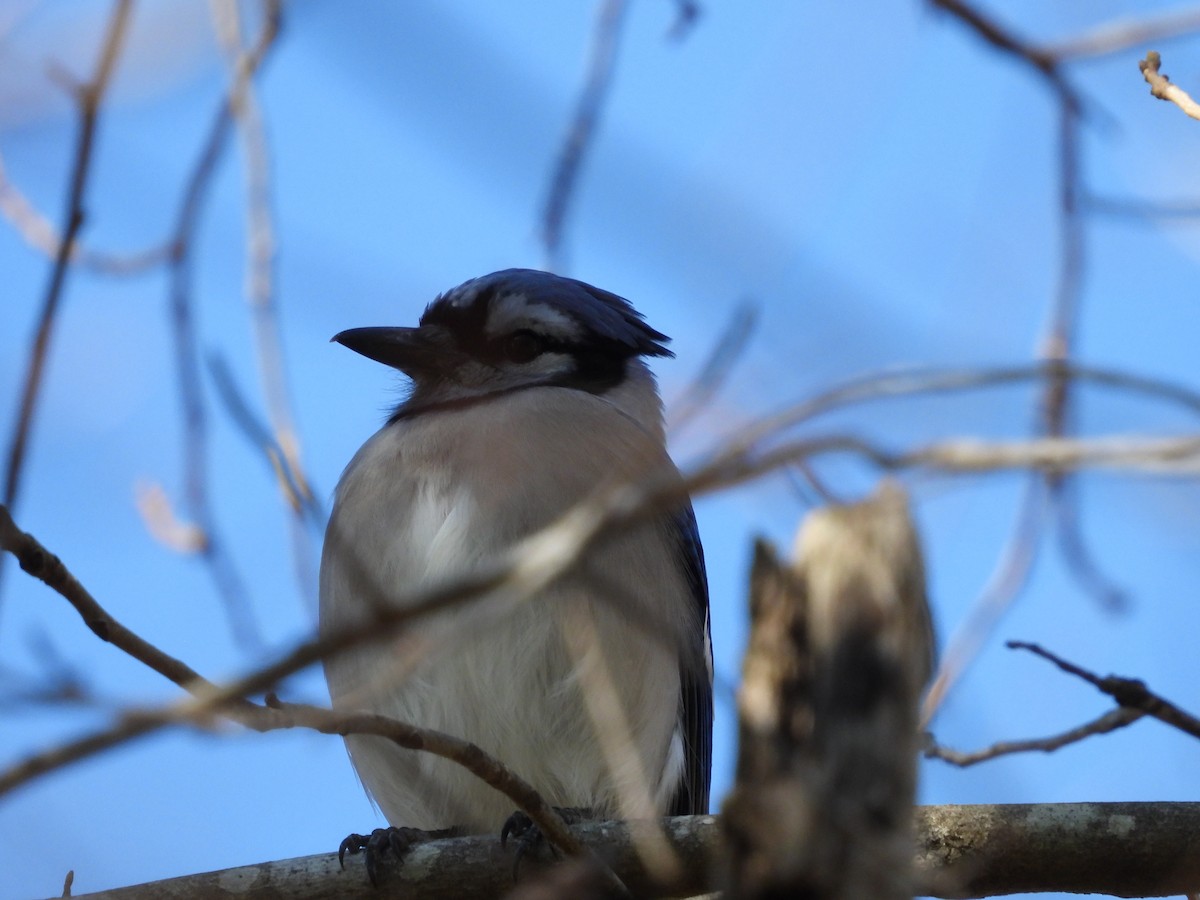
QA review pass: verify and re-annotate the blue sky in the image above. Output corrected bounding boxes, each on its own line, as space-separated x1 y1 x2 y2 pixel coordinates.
3 1 1200 897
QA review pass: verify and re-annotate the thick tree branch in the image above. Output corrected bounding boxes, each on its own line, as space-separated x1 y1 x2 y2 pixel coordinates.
59 804 1200 899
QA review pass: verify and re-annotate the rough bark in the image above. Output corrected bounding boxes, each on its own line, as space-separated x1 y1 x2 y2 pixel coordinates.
63 804 1200 899
722 481 933 898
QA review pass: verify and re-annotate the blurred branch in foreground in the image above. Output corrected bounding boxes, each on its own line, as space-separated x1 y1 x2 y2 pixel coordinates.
722 482 932 899
5 392 1200 796
0 498 600 886
667 299 758 438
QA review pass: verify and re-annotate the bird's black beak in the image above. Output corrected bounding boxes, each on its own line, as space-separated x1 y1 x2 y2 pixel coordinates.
332 326 448 376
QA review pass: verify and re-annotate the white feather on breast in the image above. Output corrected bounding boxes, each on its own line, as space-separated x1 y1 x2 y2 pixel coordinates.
320 373 688 832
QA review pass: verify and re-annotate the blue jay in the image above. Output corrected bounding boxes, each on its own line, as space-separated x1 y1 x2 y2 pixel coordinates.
320 268 712 872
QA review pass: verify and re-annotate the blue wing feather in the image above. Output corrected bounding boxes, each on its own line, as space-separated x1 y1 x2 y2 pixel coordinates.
667 503 713 816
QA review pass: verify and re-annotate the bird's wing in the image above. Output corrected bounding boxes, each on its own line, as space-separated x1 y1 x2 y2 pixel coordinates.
667 503 713 816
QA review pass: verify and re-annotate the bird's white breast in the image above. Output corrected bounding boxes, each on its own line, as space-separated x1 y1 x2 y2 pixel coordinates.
320 377 687 831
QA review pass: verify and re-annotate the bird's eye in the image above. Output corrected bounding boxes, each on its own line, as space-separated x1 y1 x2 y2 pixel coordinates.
503 330 544 364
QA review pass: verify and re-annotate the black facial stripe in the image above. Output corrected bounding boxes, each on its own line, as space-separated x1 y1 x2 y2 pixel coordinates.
421 289 641 386
558 346 627 392
495 335 634 392
388 356 630 424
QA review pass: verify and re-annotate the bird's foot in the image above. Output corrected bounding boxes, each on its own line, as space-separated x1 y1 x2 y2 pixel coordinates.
338 825 454 885
500 806 591 879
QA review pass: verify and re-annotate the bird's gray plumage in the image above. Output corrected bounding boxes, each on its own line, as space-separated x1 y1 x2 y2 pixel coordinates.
320 268 712 833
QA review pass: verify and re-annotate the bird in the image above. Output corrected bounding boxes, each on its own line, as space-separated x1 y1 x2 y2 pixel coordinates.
319 268 712 876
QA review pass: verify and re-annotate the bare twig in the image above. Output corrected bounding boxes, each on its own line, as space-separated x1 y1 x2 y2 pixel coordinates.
668 299 758 435
927 0 1126 715
1052 476 1126 611
0 468 689 791
928 0 1078 108
558 602 682 887
665 0 701 41
1085 194 1200 219
925 707 1144 766
1 411 1199 826
134 481 208 553
1039 99 1123 615
921 478 1046 726
206 353 321 521
155 0 285 651
0 0 134 607
784 461 842 507
0 503 625 900
734 434 1200 490
0 503 253 708
1041 7 1200 62
1140 51 1200 121
0 502 618 884
209 0 314 520
6 410 1200 796
712 361 1200 466
206 349 324 609
541 0 629 272
1009 640 1200 740
0 705 196 798
0 629 96 709
0 155 170 274
0 696 611 890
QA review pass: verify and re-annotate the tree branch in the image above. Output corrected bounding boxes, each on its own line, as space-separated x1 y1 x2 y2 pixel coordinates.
541 0 629 271
723 482 933 898
58 804 1200 899
1010 640 1200 740
1139 51 1200 121
925 707 1144 766
0 0 134 608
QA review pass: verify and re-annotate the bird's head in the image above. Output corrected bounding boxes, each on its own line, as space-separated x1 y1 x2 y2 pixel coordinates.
333 269 673 415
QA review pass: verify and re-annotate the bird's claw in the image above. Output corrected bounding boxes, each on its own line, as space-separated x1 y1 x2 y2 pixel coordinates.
337 826 423 885
500 807 589 880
